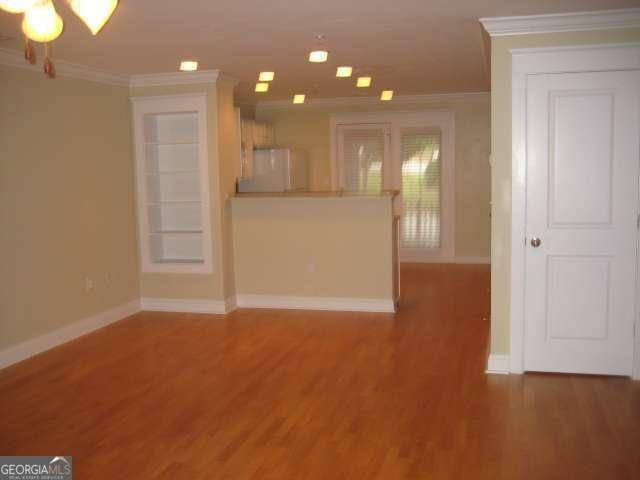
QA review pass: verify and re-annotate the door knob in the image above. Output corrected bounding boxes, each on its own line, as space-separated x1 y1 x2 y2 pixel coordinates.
530 237 542 248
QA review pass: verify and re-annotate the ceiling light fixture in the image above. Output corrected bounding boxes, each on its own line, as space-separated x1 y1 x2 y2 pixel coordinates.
356 76 372 88
21 0 63 43
1 0 119 78
380 90 394 101
293 94 306 104
308 34 328 63
259 71 275 82
308 50 328 63
255 82 269 93
179 60 198 72
336 66 352 78
0 0 37 13
68 0 118 35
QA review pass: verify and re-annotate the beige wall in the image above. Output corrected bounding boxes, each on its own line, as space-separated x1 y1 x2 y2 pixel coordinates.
131 79 239 302
489 29 640 355
255 95 491 258
0 65 139 350
232 196 394 299
216 80 241 299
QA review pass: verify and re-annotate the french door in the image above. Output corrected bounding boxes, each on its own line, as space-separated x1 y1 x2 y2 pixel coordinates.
335 124 391 193
333 113 454 261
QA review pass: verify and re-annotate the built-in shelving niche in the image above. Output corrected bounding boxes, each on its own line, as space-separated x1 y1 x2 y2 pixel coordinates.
132 94 212 273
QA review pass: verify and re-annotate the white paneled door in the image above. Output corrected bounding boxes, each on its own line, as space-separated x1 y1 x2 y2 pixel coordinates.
524 70 640 375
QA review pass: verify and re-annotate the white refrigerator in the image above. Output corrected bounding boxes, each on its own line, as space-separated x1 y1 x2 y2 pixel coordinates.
237 148 309 192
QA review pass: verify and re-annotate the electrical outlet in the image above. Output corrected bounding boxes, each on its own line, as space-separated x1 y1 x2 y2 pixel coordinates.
84 277 94 292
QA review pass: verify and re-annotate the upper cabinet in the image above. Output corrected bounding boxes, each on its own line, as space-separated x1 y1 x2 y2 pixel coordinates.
252 121 275 148
238 117 274 178
131 94 213 274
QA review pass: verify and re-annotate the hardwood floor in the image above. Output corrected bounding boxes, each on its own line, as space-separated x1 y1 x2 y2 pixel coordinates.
1 264 638 479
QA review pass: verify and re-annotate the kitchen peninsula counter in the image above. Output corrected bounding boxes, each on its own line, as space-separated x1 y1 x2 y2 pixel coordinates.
230 192 400 312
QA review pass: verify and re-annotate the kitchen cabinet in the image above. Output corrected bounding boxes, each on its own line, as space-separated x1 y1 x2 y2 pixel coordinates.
238 117 274 178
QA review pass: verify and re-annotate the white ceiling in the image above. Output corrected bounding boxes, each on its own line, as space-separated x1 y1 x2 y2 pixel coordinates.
1 0 638 103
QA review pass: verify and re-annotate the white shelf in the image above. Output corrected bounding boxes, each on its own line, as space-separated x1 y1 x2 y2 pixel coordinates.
145 141 199 146
154 258 204 264
145 170 200 176
147 200 201 205
150 230 203 235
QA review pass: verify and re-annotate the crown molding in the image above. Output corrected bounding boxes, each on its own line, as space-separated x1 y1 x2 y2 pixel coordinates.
0 48 238 88
480 8 640 37
0 47 130 86
255 91 490 111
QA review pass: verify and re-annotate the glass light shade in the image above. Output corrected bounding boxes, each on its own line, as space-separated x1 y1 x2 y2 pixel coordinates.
255 82 269 93
258 71 275 82
179 61 198 71
293 94 305 104
308 50 328 63
356 76 372 88
69 0 118 35
380 90 394 101
336 66 352 78
22 1 64 43
0 0 38 13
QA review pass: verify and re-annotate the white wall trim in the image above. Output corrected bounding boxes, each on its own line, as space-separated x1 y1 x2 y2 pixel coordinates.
0 300 140 370
256 92 489 111
510 42 640 376
480 8 640 37
140 297 234 314
236 294 396 313
486 354 510 375
0 48 237 88
0 47 130 86
225 296 238 313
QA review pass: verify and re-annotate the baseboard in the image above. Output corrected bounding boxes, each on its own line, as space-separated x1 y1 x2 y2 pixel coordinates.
140 297 236 314
0 299 140 370
235 294 396 313
486 354 510 374
224 296 237 313
454 257 491 264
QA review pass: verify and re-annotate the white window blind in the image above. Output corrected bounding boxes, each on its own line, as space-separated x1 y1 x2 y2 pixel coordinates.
340 127 385 193
400 129 441 249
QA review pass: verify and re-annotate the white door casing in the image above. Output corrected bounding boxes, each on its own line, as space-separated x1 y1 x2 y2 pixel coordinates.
509 43 640 378
524 70 640 375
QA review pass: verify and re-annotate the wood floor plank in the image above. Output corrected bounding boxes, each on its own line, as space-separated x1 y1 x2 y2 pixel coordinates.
1 264 638 479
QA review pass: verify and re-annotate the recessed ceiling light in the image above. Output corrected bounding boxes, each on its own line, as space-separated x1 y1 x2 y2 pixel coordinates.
380 90 394 101
308 50 328 63
336 66 352 78
179 60 198 72
255 82 269 93
259 71 275 82
356 76 372 88
293 94 306 104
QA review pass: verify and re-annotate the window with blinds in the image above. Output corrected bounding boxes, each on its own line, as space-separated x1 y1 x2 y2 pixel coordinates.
340 127 385 193
400 129 442 250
